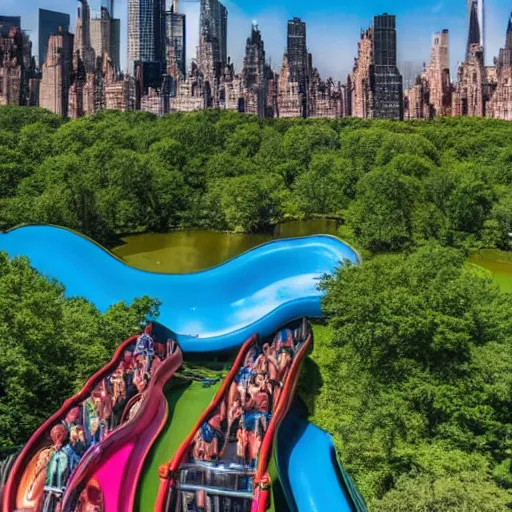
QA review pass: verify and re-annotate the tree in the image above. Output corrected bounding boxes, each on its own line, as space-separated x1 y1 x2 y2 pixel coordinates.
385 154 436 179
0 252 159 448
283 124 339 165
149 138 188 171
225 123 262 158
375 133 440 167
293 152 357 216
308 244 512 509
339 128 389 172
206 173 285 232
347 168 418 252
485 191 512 250
17 122 57 164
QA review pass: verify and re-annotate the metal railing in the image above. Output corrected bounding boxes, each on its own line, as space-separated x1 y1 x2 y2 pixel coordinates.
168 464 254 512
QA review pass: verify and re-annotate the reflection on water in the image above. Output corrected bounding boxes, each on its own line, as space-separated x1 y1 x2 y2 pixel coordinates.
469 249 512 293
112 219 339 273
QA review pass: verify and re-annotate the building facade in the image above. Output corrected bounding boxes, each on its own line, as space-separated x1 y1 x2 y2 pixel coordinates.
0 16 21 37
372 13 403 119
0 25 38 107
198 0 228 79
110 18 121 71
166 0 186 78
0 27 23 106
128 0 166 75
423 29 452 117
487 14 512 120
242 22 266 116
404 29 452 120
350 28 374 118
38 9 70 68
349 14 403 120
277 53 302 118
90 7 111 66
74 0 96 73
287 17 308 96
39 29 74 115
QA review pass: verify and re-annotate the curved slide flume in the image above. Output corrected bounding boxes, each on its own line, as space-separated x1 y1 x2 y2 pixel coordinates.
60 342 183 512
0 225 359 353
2 333 138 512
2 324 183 512
277 402 367 512
155 324 313 512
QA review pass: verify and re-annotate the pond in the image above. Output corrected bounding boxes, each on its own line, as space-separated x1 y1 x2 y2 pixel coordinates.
112 218 340 273
469 249 512 293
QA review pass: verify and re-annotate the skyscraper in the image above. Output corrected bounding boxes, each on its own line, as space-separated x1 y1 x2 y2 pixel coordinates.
487 13 512 120
287 17 308 93
198 0 228 76
424 29 452 117
166 0 186 77
110 18 121 71
243 21 267 116
39 28 74 116
372 13 403 119
0 26 24 106
38 9 70 68
74 0 96 73
467 0 485 62
90 7 111 64
96 0 120 70
501 13 512 69
128 0 166 76
0 15 20 37
243 22 265 91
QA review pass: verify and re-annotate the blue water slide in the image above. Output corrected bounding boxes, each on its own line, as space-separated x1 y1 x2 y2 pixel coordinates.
0 224 366 511
279 402 367 512
0 225 359 353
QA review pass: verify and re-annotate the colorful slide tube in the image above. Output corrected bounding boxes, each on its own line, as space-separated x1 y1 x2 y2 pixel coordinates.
276 401 367 512
2 325 183 512
156 320 312 512
0 224 366 512
0 225 359 352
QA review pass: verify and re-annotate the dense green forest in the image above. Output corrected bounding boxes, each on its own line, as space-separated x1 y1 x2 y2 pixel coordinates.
301 245 512 510
0 252 160 447
0 106 511 252
2 106 512 510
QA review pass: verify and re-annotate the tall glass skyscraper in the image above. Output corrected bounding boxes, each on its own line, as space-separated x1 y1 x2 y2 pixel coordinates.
38 9 70 67
128 0 166 76
287 17 307 92
166 2 186 77
372 13 403 120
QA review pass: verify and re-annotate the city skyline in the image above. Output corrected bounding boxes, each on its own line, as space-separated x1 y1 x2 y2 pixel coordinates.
2 0 512 80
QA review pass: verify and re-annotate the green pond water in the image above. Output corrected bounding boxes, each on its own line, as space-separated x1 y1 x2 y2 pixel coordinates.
112 219 339 273
469 249 512 293
112 222 512 294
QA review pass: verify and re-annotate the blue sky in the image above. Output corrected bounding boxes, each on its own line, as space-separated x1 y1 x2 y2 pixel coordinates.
3 0 512 80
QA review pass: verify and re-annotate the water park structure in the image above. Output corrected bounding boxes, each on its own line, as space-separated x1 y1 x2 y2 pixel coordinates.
0 225 367 512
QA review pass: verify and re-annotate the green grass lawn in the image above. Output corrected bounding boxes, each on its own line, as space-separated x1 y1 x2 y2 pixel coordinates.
136 380 220 511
